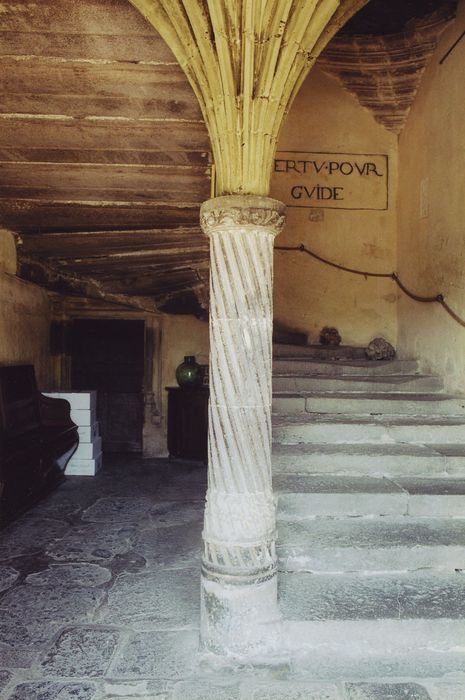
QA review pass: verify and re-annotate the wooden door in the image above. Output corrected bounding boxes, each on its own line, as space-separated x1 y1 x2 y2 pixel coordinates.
71 319 145 452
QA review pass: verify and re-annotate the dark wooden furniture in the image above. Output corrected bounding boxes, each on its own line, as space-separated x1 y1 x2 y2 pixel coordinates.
166 386 209 462
0 365 79 526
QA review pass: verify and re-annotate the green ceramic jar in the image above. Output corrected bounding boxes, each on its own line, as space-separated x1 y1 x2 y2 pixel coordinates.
175 355 202 387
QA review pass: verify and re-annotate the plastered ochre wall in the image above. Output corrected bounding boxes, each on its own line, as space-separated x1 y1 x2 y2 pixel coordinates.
397 1 465 392
0 229 52 388
271 66 398 347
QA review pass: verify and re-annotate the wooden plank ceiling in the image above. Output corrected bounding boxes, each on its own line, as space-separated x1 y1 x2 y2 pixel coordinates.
0 0 455 315
0 0 211 314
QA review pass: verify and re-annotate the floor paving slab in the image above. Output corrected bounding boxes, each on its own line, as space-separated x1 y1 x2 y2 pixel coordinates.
0 517 70 560
0 671 11 693
100 679 170 699
248 681 341 699
0 583 106 644
154 483 208 502
171 680 241 700
108 630 199 680
30 495 83 522
0 565 19 593
82 497 153 524
109 550 147 577
5 680 97 700
133 523 202 569
150 501 204 528
46 523 138 563
430 683 465 699
25 562 111 588
40 626 121 678
344 682 432 699
100 568 200 630
0 611 47 668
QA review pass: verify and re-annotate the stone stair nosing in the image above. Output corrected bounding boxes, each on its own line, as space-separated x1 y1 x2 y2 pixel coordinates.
273 357 420 376
273 343 368 360
273 473 465 518
272 413 465 445
272 392 465 417
276 516 465 574
273 374 445 393
271 347 465 679
279 570 465 676
272 442 465 477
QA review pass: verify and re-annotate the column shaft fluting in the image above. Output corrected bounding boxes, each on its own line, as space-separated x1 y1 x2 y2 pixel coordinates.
200 195 285 654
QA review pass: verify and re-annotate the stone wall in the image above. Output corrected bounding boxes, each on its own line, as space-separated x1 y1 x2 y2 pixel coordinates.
0 229 52 388
397 0 465 392
271 66 398 348
140 312 209 457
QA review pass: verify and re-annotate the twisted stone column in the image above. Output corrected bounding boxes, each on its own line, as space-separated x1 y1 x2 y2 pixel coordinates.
200 195 286 654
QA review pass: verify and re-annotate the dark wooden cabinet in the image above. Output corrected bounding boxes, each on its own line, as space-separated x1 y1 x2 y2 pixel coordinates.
166 386 209 462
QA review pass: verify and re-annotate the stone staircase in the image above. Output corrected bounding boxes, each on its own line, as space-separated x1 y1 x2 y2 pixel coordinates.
272 343 465 680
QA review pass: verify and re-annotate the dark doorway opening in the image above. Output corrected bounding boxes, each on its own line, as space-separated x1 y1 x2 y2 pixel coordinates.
70 319 145 453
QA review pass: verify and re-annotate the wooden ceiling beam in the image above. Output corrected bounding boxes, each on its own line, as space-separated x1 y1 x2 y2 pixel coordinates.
0 162 211 204
47 251 209 270
0 0 160 37
0 61 202 124
0 116 209 152
20 227 205 252
0 30 174 64
17 254 159 313
0 148 209 167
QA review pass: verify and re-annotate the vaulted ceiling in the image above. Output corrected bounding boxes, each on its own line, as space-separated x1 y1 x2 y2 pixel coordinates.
0 0 457 315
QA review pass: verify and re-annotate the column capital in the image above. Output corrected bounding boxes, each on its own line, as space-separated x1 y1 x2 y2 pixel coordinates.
200 195 286 238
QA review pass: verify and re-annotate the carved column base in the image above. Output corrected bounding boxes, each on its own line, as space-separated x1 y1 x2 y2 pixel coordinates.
200 554 281 655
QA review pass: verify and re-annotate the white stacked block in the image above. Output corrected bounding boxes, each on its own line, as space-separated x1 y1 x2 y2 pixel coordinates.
44 391 102 476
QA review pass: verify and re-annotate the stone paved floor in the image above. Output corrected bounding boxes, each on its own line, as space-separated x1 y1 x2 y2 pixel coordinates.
0 455 464 700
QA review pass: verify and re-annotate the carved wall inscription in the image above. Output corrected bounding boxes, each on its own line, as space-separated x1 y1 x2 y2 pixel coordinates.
271 151 389 211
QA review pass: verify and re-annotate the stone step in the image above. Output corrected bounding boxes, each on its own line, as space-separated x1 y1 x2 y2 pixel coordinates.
272 392 465 416
272 414 465 444
277 517 465 573
272 442 465 477
273 357 419 376
288 650 465 685
280 571 465 675
273 343 367 360
272 329 307 346
273 374 444 393
274 474 465 518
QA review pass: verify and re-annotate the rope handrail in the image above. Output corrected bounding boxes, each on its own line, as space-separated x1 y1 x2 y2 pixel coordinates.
275 243 465 329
